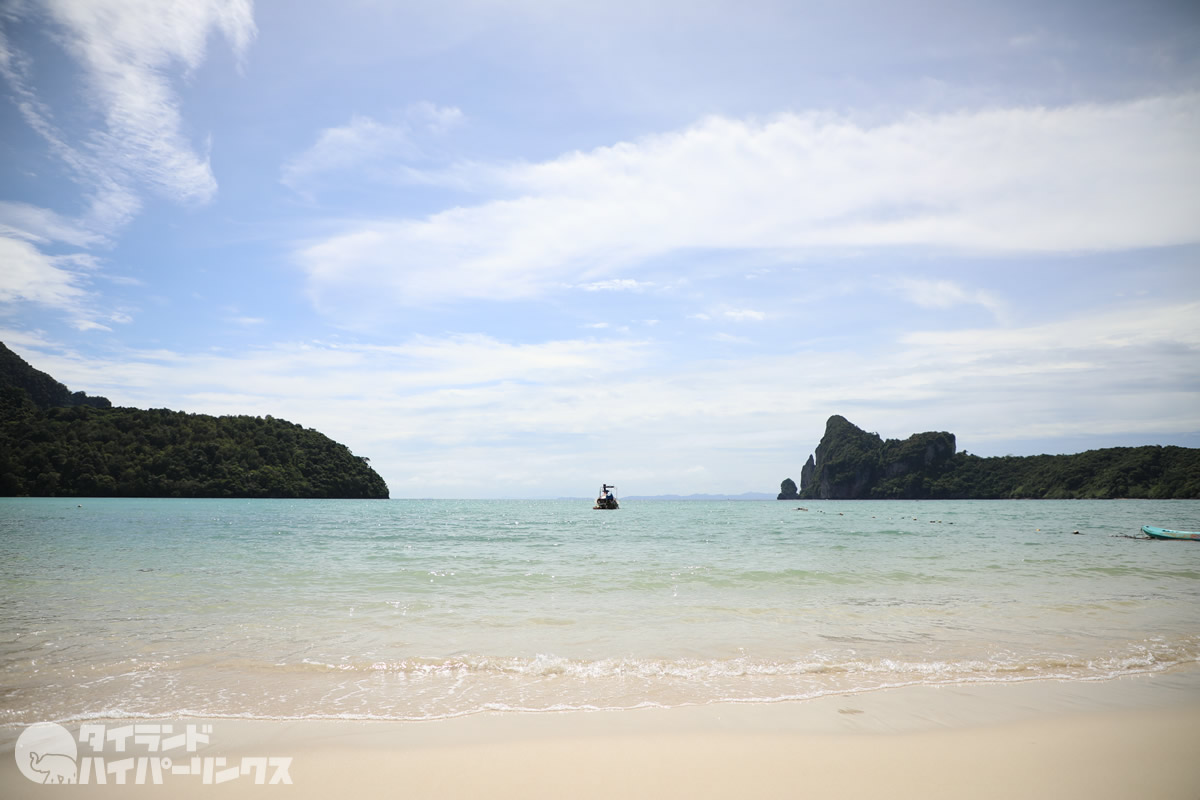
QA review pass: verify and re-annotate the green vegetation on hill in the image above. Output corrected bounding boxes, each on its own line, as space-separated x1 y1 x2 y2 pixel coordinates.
926 447 1200 500
792 415 1199 500
0 341 111 410
0 343 389 499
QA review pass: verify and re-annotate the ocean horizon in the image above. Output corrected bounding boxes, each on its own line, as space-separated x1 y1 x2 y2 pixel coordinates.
3 497 1199 726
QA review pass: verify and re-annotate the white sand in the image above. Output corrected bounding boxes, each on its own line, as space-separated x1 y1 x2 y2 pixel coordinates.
3 671 1199 799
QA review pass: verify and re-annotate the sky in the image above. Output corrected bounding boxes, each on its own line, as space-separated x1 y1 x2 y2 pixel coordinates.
1 0 1199 498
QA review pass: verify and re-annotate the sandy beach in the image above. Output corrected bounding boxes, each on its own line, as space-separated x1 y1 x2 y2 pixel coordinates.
3 670 1199 799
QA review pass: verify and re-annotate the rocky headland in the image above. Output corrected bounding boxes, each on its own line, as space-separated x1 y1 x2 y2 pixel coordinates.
784 415 1199 500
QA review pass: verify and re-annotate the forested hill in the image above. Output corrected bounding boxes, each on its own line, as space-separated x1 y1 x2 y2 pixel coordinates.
786 415 1199 500
0 341 112 410
0 343 389 499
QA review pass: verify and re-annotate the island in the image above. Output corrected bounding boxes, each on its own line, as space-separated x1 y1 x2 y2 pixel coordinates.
776 478 801 500
785 414 1199 500
0 342 389 498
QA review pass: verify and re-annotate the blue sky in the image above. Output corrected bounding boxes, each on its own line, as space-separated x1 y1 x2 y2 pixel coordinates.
2 0 1199 498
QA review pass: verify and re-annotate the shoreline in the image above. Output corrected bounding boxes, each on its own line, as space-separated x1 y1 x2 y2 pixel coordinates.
3 670 1199 798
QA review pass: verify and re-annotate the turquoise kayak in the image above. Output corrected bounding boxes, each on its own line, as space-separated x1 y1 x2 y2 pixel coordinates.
1142 525 1200 541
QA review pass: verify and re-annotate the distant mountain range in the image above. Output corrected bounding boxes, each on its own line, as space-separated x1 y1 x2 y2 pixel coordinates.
623 492 775 501
554 492 774 501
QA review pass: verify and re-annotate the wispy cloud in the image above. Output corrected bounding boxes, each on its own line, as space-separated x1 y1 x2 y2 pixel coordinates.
709 332 753 344
282 104 465 197
579 278 652 292
0 235 133 330
0 236 90 310
0 0 256 327
899 301 1200 361
0 201 106 248
295 95 1200 315
47 0 255 205
892 277 1005 318
0 19 140 237
1007 29 1076 51
407 100 465 134
723 309 767 322
3 0 255 216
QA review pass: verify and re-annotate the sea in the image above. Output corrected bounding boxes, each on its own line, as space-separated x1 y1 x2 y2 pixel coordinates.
2 497 1199 726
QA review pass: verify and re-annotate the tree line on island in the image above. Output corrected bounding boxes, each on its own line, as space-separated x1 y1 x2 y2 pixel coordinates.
779 415 1199 500
0 343 388 499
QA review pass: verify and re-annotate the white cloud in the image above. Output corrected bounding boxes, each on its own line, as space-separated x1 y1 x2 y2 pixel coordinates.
723 309 766 322
363 334 649 388
42 0 255 205
296 95 1200 313
406 100 464 133
0 0 255 331
0 232 137 329
104 274 144 287
0 201 105 247
1007 29 1075 51
709 332 753 344
0 326 60 352
0 26 141 235
0 235 90 310
899 301 1200 363
580 278 651 292
282 115 417 193
282 104 465 195
688 308 767 324
892 277 1005 318
1 0 254 222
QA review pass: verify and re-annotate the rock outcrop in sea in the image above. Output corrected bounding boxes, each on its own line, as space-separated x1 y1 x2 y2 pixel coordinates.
776 478 800 500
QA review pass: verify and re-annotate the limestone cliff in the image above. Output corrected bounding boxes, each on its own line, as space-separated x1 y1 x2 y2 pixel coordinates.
799 455 815 495
798 415 955 499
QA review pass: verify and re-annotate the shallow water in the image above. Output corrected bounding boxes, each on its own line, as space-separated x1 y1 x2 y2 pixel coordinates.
2 498 1198 723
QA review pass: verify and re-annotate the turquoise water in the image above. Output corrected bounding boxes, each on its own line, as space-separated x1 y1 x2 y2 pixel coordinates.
2 498 1199 724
